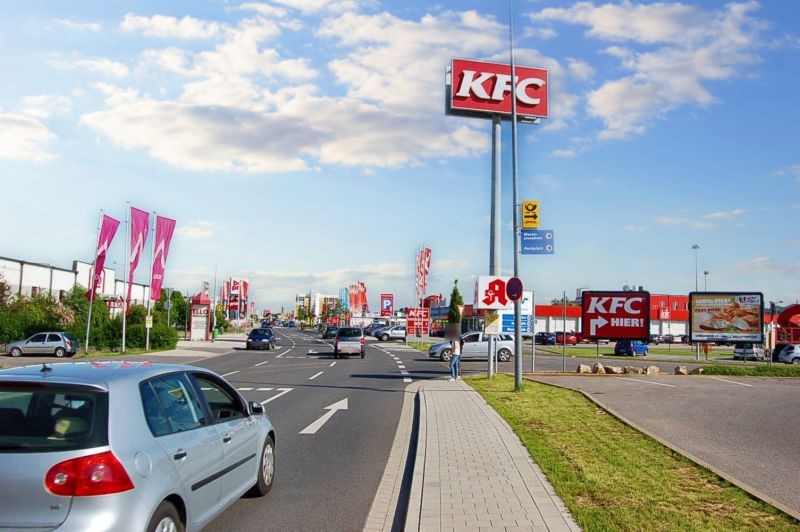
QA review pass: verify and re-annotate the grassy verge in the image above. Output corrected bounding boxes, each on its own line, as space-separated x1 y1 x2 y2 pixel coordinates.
468 374 798 531
692 365 800 377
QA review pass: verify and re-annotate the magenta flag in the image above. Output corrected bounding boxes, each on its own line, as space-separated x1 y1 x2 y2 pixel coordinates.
127 207 150 302
86 215 121 300
150 216 176 301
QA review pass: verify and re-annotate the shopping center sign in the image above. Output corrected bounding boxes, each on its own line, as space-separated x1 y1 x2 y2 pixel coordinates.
449 59 549 120
581 291 651 341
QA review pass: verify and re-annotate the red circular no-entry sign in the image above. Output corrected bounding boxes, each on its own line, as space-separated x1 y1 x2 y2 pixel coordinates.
506 277 523 302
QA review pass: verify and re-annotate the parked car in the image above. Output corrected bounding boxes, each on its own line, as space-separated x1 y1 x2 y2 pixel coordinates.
554 332 578 345
246 328 276 350
429 332 514 362
648 334 663 344
777 344 800 365
6 332 80 358
662 334 676 344
334 327 365 358
321 326 338 339
614 340 649 356
535 332 556 345
378 326 406 341
0 361 275 532
733 343 765 360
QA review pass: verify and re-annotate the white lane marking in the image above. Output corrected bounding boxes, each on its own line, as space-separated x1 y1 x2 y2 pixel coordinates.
260 388 292 404
276 353 284 358
309 371 324 380
254 360 269 367
257 387 274 391
709 376 753 387
309 350 317 354
398 365 406 369
221 371 239 377
618 377 676 388
404 378 412 383
400 370 409 375
330 361 336 367
237 387 254 391
299 398 348 435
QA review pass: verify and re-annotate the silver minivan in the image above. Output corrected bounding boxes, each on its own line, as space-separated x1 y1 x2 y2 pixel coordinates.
0 362 275 531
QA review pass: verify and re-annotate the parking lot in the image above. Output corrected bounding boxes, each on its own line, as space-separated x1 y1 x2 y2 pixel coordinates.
531 374 800 520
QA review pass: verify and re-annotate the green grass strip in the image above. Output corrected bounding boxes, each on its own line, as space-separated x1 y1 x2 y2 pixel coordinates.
468 374 798 531
693 365 800 377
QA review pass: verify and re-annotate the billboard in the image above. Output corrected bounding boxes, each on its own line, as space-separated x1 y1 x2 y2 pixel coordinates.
581 291 651 341
449 59 549 120
380 293 394 317
689 292 764 343
407 307 430 335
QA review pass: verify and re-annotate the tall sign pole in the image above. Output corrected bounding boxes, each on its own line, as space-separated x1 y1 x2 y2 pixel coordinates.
84 210 103 354
145 211 156 351
488 114 501 379
121 203 130 353
510 0 523 392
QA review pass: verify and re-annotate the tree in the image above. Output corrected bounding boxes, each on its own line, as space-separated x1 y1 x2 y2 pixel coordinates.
551 296 579 306
447 280 464 324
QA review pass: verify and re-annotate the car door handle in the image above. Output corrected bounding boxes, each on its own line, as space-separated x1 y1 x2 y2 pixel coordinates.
223 434 232 443
173 449 187 460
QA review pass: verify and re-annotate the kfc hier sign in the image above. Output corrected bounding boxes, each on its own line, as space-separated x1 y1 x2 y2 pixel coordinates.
581 291 651 341
450 58 549 119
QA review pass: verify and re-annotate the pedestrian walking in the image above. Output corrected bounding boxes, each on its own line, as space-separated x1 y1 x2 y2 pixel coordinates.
449 337 462 381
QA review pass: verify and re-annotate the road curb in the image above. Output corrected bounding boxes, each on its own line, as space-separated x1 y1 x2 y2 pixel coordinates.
364 381 423 531
525 375 800 523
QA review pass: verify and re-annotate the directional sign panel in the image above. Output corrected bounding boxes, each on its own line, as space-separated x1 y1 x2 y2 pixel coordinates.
380 293 394 317
521 200 540 229
581 291 650 341
521 230 554 255
500 312 533 334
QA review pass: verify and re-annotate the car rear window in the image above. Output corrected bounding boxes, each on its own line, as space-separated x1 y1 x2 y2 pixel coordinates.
249 329 271 337
337 328 362 338
0 382 108 453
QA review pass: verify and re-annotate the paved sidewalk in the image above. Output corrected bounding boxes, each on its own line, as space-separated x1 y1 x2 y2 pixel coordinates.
405 379 580 532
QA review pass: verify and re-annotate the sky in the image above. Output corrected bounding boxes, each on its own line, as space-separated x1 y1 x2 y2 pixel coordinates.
1 0 798 313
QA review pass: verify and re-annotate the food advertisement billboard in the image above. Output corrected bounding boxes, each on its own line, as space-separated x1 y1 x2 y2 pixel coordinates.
689 292 764 343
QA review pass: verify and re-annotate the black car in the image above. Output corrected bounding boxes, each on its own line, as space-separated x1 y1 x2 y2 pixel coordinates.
535 332 556 345
322 326 338 339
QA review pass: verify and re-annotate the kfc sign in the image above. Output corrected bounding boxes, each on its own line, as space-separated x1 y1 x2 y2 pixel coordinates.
450 59 549 119
407 307 430 335
380 293 394 317
474 276 514 310
581 291 650 341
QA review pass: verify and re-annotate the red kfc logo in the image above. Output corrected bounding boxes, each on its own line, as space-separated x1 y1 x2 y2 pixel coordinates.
451 59 549 119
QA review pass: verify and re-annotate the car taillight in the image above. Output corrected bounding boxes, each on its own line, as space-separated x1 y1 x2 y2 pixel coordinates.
66 340 72 348
45 451 134 496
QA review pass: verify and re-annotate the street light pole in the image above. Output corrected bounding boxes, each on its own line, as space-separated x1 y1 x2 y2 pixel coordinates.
692 244 700 360
703 270 709 291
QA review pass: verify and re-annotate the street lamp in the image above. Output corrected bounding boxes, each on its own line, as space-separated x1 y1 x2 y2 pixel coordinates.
703 270 709 291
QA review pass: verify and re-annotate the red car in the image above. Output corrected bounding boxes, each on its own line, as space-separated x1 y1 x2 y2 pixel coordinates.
555 332 578 345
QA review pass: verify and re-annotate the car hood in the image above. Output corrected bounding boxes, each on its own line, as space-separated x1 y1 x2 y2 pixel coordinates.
5 341 24 349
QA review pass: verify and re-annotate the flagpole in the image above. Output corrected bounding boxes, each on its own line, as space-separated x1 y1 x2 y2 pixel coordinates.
122 203 130 353
84 210 103 354
212 264 218 342
145 211 156 351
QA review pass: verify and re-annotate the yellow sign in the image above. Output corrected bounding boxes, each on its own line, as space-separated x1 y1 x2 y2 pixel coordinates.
216 305 223 313
522 200 540 229
145 316 153 329
484 312 500 335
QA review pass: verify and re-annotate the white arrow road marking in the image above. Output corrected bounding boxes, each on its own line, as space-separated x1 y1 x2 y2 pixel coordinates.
300 398 348 434
309 371 324 380
709 377 753 387
260 388 292 404
221 371 239 378
254 360 269 367
590 316 609 337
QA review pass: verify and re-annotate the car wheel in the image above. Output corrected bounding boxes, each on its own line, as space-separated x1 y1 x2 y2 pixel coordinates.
9 347 22 358
793 358 800 365
497 349 512 362
54 347 66 358
266 344 271 351
381 334 389 341
247 435 275 497
440 348 452 362
147 500 184 532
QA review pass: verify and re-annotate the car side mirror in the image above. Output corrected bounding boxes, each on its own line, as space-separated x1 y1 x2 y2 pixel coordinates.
249 401 265 416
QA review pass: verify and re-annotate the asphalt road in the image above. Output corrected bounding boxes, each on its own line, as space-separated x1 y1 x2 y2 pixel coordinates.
530 373 800 519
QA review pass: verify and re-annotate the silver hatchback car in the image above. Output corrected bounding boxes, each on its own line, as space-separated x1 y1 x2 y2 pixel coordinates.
0 361 275 531
6 331 80 358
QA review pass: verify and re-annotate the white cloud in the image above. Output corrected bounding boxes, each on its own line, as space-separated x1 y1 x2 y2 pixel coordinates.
775 164 800 182
534 2 766 139
51 57 130 79
55 19 101 32
655 216 714 230
704 208 746 220
567 58 595 81
726 257 800 276
121 13 222 39
623 225 646 232
0 113 56 161
264 0 364 15
21 94 72 118
522 26 558 40
176 221 215 239
552 149 577 158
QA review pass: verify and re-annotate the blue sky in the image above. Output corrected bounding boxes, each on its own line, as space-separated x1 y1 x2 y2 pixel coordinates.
1 0 798 312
